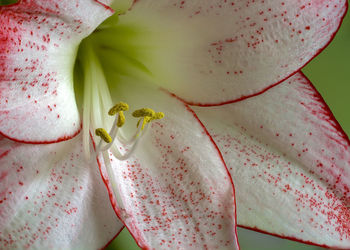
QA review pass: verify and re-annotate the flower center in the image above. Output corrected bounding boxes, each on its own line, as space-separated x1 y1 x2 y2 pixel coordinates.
74 13 163 160
94 104 164 160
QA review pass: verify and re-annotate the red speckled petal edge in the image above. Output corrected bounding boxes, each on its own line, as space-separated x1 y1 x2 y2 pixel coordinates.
95 86 239 249
120 0 347 106
0 0 113 143
0 133 123 249
193 72 350 249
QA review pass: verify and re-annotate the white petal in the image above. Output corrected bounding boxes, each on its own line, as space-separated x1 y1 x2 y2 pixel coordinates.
0 133 123 249
0 0 113 143
194 72 350 248
107 0 348 105
96 82 239 249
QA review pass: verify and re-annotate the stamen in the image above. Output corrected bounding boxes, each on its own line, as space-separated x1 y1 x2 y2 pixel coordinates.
151 112 165 121
100 108 126 151
117 111 126 127
109 102 129 116
95 128 112 143
132 108 155 118
136 111 165 131
94 105 164 161
99 102 128 151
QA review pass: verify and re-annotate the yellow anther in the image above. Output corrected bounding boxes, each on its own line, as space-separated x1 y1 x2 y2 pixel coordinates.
136 111 165 131
132 108 155 118
108 102 129 116
95 128 112 143
151 112 164 121
117 111 126 127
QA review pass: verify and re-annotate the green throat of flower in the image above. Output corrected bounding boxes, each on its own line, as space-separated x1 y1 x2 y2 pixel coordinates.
74 12 164 160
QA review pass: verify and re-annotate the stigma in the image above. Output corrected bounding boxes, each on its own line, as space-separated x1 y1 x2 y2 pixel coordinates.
94 102 164 160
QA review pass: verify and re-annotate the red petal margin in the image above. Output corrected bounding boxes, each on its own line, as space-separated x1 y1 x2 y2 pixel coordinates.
0 125 82 145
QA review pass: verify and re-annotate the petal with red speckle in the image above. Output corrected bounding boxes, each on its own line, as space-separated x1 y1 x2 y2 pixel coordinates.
116 0 347 105
193 72 350 249
0 133 123 249
0 0 113 143
96 83 239 249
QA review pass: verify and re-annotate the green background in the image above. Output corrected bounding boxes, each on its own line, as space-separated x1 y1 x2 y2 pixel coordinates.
108 6 350 250
0 1 348 249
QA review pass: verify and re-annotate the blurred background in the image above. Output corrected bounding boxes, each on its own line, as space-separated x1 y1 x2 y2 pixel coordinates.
108 5 350 250
1 1 348 249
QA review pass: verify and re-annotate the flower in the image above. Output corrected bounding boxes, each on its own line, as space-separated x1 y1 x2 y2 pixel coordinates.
0 0 349 249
